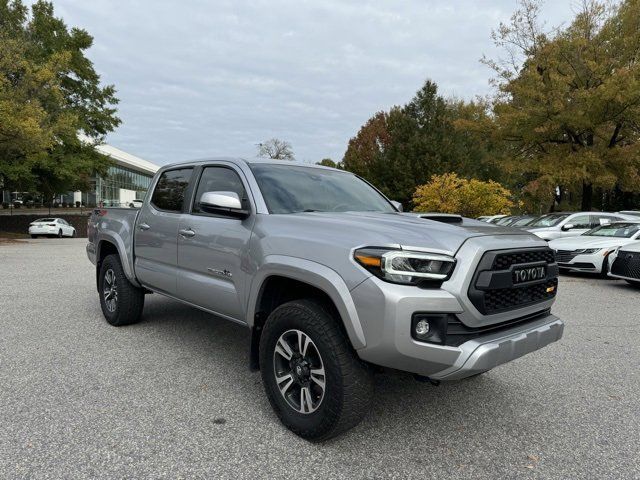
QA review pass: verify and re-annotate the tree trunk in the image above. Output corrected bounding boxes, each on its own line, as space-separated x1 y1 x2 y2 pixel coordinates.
581 182 593 211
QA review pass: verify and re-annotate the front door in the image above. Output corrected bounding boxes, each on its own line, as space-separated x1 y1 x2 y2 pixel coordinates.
177 165 255 322
134 167 194 294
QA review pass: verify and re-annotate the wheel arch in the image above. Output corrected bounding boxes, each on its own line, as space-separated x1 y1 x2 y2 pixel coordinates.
247 256 367 371
96 237 140 289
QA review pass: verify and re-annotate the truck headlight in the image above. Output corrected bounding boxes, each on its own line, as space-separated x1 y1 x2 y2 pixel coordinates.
354 248 456 285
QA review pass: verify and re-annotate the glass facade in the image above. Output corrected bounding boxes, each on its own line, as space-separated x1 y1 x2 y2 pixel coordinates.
94 164 154 207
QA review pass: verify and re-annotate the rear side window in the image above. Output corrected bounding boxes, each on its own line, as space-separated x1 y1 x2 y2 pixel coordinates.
192 167 248 213
151 168 193 212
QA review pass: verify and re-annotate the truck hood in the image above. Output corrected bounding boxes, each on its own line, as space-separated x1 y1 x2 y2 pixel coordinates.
260 211 536 254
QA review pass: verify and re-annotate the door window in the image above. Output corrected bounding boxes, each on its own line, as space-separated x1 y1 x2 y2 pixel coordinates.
192 167 248 214
151 168 193 212
568 215 591 229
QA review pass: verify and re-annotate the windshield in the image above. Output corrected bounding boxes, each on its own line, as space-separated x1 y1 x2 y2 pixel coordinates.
528 214 570 228
583 223 640 238
512 216 537 227
250 164 396 214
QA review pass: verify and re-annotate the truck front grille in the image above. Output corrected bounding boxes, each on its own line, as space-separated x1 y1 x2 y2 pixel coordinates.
611 251 640 279
468 247 559 315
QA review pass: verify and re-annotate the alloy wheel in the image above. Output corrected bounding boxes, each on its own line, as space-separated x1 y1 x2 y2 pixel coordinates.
273 329 326 414
103 269 118 313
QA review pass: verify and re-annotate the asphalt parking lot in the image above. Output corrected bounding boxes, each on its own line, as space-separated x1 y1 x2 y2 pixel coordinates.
1 238 638 479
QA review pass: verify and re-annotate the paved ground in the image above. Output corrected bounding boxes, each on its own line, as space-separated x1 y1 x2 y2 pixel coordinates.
1 238 638 479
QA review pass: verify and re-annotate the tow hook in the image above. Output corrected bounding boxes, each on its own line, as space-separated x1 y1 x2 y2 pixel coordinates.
413 374 440 386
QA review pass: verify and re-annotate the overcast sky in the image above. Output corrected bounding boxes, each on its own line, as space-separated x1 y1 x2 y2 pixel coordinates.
47 0 576 166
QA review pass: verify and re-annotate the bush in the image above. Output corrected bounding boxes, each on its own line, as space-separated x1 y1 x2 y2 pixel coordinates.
1 202 8 209
53 203 59 208
13 202 21 209
413 173 516 217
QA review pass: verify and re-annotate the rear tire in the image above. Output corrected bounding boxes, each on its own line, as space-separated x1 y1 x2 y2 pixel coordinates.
259 299 374 441
98 254 144 326
57 229 62 238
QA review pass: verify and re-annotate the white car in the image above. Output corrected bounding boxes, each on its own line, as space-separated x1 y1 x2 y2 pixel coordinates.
527 212 631 241
478 214 507 223
608 240 640 286
549 222 640 274
28 218 76 238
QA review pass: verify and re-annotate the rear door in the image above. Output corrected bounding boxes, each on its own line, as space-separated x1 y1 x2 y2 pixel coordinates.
176 164 255 322
134 167 195 294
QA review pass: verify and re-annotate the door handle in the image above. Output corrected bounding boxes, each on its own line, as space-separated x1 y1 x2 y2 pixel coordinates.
179 228 195 238
139 223 150 231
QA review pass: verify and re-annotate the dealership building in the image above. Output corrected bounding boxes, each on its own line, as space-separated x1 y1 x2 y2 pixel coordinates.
2 142 159 208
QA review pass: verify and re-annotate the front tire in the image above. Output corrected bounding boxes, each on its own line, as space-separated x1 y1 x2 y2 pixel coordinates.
57 229 63 238
98 254 145 326
259 299 374 441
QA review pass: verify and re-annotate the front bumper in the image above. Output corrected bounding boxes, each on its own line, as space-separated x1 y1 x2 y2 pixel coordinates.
350 235 563 380
556 252 605 272
351 275 564 380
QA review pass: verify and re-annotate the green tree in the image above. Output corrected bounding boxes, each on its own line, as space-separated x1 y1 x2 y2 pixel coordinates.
342 80 500 206
485 0 640 211
0 0 119 203
316 158 339 168
413 173 516 217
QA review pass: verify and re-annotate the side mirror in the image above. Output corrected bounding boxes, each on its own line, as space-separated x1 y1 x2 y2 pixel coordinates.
561 223 574 231
199 191 249 218
391 200 403 212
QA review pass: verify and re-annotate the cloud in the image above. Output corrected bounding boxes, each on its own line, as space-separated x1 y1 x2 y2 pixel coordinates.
44 0 575 165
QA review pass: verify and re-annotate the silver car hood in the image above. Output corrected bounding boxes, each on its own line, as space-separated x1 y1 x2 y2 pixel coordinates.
260 211 535 254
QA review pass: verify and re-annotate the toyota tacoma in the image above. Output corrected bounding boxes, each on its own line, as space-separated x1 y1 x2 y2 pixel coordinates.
87 158 564 440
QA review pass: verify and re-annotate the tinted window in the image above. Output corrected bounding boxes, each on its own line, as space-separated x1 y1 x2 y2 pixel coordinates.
151 168 193 212
250 164 395 214
528 214 570 227
569 215 591 229
193 167 248 213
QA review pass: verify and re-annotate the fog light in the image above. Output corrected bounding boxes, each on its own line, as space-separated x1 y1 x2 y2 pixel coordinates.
415 319 430 336
411 313 449 344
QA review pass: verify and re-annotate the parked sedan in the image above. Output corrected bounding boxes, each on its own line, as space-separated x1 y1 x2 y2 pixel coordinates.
28 218 76 238
527 212 630 241
549 222 640 275
609 240 640 286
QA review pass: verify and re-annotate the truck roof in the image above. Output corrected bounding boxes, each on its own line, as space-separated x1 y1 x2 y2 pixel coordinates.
160 157 343 172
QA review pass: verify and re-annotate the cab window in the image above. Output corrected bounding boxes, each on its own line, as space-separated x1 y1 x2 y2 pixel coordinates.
192 166 249 214
151 168 193 212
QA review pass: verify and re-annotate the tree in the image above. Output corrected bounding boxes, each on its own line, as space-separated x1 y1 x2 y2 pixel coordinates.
342 80 500 207
316 158 339 168
0 0 119 203
485 0 640 211
257 138 294 160
413 173 515 217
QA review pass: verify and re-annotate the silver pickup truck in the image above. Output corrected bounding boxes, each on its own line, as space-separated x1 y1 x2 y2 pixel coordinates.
87 158 564 440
